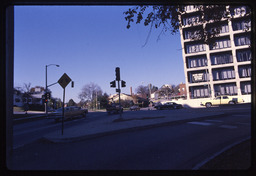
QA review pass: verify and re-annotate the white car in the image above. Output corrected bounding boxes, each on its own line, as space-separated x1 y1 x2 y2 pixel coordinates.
200 96 244 108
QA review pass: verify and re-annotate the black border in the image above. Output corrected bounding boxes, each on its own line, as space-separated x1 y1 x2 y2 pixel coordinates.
1 0 255 176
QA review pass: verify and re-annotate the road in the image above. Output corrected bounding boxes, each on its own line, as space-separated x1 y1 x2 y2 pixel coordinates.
11 104 251 170
13 111 107 149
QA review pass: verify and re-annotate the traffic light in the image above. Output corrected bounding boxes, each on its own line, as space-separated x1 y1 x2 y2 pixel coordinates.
115 67 120 81
42 98 48 104
110 80 116 88
45 92 51 99
121 80 126 87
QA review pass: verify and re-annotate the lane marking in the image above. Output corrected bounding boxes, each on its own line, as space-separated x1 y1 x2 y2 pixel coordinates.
187 122 212 126
219 125 237 129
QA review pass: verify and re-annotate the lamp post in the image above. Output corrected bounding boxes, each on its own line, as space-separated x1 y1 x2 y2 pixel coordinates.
45 64 60 116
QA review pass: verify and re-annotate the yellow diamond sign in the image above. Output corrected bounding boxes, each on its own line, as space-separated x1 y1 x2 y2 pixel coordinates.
58 73 71 89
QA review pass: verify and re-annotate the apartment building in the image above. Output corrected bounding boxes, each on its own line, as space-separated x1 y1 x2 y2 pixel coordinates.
179 5 251 101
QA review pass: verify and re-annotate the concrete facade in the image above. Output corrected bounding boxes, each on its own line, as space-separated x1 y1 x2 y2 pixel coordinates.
179 5 251 102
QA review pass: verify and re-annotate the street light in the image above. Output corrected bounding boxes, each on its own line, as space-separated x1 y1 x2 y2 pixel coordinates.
45 64 60 116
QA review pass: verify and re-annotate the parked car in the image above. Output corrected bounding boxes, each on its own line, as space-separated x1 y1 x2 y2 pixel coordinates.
130 105 140 111
106 103 123 114
200 95 244 108
48 106 88 122
155 102 183 110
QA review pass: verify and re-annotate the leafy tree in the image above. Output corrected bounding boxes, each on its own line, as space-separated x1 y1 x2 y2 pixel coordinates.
67 99 77 107
124 5 251 45
54 98 62 109
97 92 109 109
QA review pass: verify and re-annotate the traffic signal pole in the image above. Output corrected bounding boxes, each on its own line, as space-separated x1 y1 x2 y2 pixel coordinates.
110 67 126 120
62 88 65 135
117 79 122 119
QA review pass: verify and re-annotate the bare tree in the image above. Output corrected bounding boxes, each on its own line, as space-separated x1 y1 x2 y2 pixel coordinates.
135 85 149 98
78 82 103 109
23 83 32 93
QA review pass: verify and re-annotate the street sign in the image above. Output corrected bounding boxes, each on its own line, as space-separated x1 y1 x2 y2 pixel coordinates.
58 73 71 89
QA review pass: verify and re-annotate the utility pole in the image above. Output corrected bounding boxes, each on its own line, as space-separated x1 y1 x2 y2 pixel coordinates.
45 64 59 116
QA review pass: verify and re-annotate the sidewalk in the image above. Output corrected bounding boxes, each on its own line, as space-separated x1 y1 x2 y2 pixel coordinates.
43 109 225 143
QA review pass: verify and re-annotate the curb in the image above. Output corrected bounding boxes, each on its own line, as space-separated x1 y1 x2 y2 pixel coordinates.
192 136 251 170
13 115 46 125
43 113 226 143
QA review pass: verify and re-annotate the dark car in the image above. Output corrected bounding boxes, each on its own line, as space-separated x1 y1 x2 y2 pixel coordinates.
130 105 140 111
155 102 183 110
106 103 123 114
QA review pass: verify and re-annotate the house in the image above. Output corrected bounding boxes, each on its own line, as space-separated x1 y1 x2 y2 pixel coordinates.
13 88 27 107
150 83 187 101
13 86 46 107
108 93 149 107
109 93 133 103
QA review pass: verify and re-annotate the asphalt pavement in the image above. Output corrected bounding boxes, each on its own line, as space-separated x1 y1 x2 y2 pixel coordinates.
42 108 226 143
11 104 253 170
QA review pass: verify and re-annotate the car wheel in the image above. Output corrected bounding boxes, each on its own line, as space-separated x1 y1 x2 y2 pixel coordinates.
206 103 212 108
229 101 235 104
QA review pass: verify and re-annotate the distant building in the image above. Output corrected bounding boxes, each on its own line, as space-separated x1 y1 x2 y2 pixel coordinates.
13 88 26 107
13 86 47 107
109 93 133 103
150 83 187 101
29 86 45 105
179 5 251 100
179 83 187 97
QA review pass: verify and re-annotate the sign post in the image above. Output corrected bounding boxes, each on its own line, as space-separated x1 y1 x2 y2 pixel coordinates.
58 73 72 135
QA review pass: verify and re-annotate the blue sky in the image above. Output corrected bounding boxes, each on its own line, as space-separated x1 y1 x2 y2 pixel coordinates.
14 6 185 103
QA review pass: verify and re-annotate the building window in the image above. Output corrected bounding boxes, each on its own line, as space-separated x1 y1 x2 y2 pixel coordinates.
188 70 209 83
234 33 251 46
210 52 233 65
186 55 207 68
190 86 210 99
214 83 237 96
207 23 229 34
238 65 251 78
209 38 231 50
240 81 251 94
212 67 236 81
185 43 206 54
232 18 251 31
183 27 202 40
236 49 251 62
230 6 248 16
182 15 201 26
183 5 199 12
